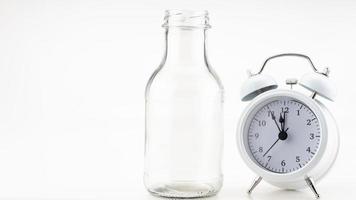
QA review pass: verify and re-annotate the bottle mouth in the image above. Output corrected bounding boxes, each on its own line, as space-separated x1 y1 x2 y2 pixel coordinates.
162 10 211 29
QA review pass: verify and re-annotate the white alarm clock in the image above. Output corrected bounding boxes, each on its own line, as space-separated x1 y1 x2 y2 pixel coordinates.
236 54 339 198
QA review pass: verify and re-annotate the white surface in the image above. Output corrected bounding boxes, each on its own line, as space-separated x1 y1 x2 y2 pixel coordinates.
0 0 355 199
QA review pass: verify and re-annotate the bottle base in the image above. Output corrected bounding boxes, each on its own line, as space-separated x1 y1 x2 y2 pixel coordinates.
146 179 222 198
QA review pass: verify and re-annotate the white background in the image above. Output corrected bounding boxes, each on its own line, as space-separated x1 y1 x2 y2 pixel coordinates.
0 0 355 199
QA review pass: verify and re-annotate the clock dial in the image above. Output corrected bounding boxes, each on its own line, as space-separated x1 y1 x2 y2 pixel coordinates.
247 97 321 174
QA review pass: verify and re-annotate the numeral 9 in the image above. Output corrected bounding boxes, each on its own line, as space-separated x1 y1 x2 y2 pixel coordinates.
255 133 259 139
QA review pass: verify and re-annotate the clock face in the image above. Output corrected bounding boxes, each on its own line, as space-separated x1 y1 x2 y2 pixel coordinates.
246 96 321 174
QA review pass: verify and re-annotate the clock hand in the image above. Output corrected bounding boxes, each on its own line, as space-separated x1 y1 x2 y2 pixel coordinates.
283 111 286 130
264 128 290 157
279 113 285 131
264 112 290 157
263 138 279 157
271 112 282 132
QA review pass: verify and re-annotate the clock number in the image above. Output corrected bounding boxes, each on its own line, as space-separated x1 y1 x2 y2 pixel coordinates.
297 110 300 116
306 147 311 153
267 156 272 162
306 119 312 125
310 133 315 140
296 156 300 162
258 147 263 153
281 160 286 166
255 133 259 139
268 111 274 117
281 107 289 113
259 120 266 127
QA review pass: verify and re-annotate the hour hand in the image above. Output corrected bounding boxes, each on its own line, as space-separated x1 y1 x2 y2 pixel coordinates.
271 112 281 132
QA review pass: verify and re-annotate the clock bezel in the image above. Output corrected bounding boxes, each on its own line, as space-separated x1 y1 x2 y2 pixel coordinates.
237 90 328 183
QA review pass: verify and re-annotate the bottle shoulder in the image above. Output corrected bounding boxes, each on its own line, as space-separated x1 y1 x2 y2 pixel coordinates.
147 65 222 87
145 64 224 100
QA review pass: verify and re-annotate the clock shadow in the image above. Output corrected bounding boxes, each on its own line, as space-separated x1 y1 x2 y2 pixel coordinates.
217 186 314 200
248 189 314 200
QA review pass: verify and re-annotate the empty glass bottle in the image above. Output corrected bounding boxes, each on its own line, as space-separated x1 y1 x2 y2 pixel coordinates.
144 10 224 198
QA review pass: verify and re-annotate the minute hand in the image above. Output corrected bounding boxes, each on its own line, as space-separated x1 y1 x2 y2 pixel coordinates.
264 127 289 157
283 111 287 131
279 112 286 131
263 138 279 157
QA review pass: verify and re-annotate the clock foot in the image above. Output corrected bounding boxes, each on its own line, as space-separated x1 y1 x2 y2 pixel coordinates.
247 176 262 194
305 177 320 199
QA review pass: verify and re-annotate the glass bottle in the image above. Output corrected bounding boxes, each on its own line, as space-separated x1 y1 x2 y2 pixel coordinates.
144 10 224 198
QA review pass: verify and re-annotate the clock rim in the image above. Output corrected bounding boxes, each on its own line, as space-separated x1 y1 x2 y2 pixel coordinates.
237 89 328 183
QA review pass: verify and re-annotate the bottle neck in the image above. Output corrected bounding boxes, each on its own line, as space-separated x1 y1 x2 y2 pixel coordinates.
164 27 207 67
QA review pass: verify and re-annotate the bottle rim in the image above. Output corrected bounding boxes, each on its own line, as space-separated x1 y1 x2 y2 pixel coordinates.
162 10 211 29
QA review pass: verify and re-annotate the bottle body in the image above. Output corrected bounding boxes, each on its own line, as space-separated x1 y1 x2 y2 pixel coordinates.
144 10 224 198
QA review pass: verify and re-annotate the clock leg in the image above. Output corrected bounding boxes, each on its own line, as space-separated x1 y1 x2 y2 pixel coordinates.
305 177 320 199
311 91 317 99
247 176 262 194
